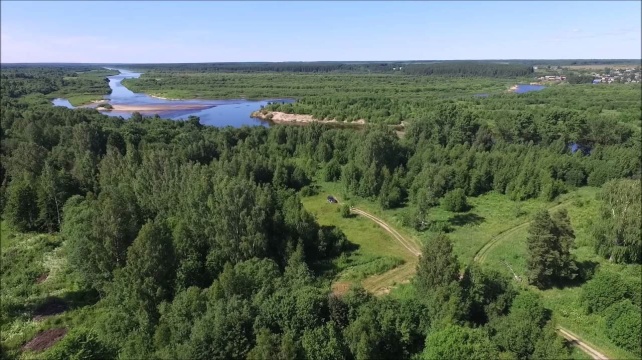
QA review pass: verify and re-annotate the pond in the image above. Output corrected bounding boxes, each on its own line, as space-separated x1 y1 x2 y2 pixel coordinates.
52 68 294 127
52 98 75 109
513 84 546 94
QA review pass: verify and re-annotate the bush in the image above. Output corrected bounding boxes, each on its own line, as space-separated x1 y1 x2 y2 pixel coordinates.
45 329 114 360
300 186 317 197
441 188 469 212
340 204 351 218
580 270 629 314
604 300 642 354
428 220 453 233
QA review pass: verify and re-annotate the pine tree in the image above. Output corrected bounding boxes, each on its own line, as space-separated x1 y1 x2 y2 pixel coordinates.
526 210 578 289
415 234 460 293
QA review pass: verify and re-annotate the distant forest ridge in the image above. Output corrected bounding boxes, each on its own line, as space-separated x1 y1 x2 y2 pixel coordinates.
2 59 639 77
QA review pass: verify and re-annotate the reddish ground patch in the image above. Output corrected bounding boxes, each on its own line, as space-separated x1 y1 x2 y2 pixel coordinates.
33 297 68 321
22 328 68 352
331 281 352 297
36 273 49 284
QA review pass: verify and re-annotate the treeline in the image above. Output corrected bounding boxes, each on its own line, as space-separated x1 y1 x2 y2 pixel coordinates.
0 66 115 104
402 62 534 77
566 74 595 84
123 61 533 77
126 62 401 74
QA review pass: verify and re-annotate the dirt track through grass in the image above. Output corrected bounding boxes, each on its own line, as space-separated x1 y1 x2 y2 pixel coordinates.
470 199 610 360
557 327 610 360
348 207 421 294
473 200 571 264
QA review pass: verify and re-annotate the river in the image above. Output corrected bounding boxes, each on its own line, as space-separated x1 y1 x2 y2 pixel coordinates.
52 68 294 127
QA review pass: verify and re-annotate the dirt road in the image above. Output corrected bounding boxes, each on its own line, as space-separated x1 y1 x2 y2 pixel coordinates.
470 199 610 360
346 207 422 294
557 327 610 360
473 200 570 264
351 208 422 256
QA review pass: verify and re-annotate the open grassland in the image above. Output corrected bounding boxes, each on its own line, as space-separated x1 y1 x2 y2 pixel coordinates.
479 187 600 278
301 190 411 286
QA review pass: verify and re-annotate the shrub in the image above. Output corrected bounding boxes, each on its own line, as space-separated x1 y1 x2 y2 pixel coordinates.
580 270 629 314
45 329 114 360
428 220 453 233
300 186 317 197
340 204 351 218
604 300 642 354
441 188 469 212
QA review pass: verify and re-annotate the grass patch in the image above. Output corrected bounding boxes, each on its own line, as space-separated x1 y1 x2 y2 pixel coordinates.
0 228 99 358
301 189 411 262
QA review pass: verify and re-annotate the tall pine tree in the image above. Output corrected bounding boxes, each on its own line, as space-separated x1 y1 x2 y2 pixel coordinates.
526 209 578 289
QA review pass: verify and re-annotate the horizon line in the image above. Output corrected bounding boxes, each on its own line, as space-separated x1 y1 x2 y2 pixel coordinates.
2 58 641 65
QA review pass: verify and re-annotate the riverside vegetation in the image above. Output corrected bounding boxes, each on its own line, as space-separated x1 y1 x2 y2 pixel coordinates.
1 62 640 359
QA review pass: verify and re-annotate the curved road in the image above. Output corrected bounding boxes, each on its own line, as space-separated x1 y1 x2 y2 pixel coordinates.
473 200 571 264
341 205 422 295
350 204 610 360
469 199 609 360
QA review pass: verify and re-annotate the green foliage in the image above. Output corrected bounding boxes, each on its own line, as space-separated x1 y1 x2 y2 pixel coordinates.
1 64 639 359
461 265 517 325
62 186 142 292
4 179 38 232
526 209 578 288
603 300 642 354
44 329 114 360
415 234 460 293
421 325 499 360
323 159 342 182
593 179 641 263
441 188 469 212
580 270 630 314
340 204 351 218
301 322 348 360
490 292 570 360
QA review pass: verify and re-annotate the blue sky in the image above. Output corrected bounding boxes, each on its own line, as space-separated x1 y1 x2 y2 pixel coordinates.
1 1 640 63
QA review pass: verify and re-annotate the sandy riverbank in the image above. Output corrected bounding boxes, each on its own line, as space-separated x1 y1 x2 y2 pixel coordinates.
251 111 366 125
100 104 215 112
149 94 182 101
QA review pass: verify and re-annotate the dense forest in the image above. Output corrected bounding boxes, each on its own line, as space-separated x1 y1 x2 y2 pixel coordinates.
1 65 641 359
120 59 640 73
124 61 533 75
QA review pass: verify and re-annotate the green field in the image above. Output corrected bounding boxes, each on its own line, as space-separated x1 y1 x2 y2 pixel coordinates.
301 187 411 284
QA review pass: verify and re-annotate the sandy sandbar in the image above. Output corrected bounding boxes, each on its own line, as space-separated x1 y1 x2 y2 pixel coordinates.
102 104 215 112
251 111 366 124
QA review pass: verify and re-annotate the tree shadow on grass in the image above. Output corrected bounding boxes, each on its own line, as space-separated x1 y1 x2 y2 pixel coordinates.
552 260 600 289
27 288 100 321
311 226 360 277
449 213 485 227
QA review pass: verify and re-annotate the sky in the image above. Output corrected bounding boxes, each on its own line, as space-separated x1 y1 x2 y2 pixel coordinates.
1 1 641 63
